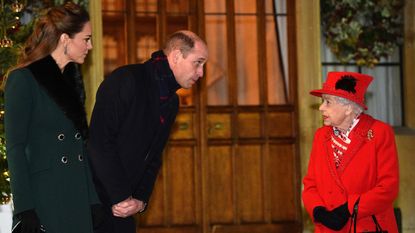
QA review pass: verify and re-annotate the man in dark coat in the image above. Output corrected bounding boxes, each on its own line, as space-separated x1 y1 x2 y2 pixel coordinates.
88 30 208 233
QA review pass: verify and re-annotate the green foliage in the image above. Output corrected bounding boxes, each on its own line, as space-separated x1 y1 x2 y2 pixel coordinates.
0 0 88 204
321 0 404 67
0 20 34 76
0 91 9 204
52 0 88 8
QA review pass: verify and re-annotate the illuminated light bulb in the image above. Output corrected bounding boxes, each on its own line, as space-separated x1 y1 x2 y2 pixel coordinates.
11 2 24 13
0 37 13 48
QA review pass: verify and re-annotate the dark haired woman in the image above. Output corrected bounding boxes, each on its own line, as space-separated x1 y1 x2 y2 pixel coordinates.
302 72 399 233
4 2 102 233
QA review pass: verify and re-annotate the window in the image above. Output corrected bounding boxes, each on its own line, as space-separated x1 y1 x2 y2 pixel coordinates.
321 41 403 126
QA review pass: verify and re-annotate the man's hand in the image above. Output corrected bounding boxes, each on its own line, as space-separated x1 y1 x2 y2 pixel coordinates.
112 197 146 218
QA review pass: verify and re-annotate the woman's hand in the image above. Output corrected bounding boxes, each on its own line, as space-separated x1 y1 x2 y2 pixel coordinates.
313 202 350 231
17 209 43 233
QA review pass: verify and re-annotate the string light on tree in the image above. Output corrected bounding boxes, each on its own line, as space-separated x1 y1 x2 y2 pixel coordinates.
0 0 25 48
11 0 24 13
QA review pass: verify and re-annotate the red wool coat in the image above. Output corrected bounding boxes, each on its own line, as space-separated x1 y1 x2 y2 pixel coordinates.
302 114 399 233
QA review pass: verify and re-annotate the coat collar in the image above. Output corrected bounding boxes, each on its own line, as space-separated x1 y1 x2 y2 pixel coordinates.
150 50 181 99
27 55 88 140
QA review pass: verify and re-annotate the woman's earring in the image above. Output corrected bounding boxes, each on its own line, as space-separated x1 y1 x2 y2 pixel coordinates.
64 45 68 55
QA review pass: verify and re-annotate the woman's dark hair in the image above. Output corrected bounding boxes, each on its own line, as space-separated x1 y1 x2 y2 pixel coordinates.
16 1 89 68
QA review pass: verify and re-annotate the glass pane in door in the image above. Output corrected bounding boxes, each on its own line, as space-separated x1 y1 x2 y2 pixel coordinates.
205 15 229 105
135 0 157 12
234 0 256 13
266 0 288 104
204 0 226 13
166 16 189 35
266 15 287 104
235 0 259 105
102 0 125 11
102 14 126 76
135 15 157 63
166 0 189 13
235 15 259 105
267 0 287 14
205 1 228 106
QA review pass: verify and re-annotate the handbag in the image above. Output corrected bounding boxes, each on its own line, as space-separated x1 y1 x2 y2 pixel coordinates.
11 220 46 233
349 198 387 233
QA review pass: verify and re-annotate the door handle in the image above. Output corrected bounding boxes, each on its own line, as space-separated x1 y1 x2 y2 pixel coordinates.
213 122 224 129
208 122 224 134
178 122 189 130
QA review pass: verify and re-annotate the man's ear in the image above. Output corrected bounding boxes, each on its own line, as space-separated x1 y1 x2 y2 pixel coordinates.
172 49 182 63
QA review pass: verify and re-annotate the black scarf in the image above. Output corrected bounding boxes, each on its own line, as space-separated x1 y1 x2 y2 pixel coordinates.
150 50 181 103
150 50 181 125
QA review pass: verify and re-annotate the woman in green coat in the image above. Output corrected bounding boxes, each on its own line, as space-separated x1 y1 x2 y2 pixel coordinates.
4 2 103 233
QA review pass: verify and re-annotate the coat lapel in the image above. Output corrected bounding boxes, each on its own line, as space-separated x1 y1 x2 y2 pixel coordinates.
27 55 88 139
322 114 376 192
337 114 375 175
324 114 375 185
322 130 346 190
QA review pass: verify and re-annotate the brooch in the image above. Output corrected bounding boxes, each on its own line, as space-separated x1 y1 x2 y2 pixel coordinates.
367 129 374 140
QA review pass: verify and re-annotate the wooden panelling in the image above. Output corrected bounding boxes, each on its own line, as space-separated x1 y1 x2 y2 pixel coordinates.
101 0 125 11
138 226 198 233
207 114 231 139
167 146 197 225
139 146 197 226
267 112 293 138
236 145 264 222
237 113 261 138
211 223 301 233
170 113 194 140
138 171 165 226
269 144 298 221
207 146 234 223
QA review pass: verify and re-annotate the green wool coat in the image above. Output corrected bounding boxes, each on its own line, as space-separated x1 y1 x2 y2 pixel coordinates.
4 56 99 233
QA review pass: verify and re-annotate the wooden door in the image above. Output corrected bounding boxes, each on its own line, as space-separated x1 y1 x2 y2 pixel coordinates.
101 1 301 233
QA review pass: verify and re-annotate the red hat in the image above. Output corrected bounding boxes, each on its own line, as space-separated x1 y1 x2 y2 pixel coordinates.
310 72 373 110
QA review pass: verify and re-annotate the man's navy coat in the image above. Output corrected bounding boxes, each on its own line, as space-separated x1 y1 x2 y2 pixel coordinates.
88 53 179 207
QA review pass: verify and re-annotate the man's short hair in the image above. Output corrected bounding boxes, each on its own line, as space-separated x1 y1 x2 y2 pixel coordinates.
164 31 198 58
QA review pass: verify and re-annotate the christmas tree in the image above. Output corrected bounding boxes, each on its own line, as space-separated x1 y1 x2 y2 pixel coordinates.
0 0 29 205
0 92 9 204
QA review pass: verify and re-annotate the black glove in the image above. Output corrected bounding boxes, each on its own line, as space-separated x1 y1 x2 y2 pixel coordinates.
17 209 42 233
332 202 351 222
313 204 349 231
91 204 108 230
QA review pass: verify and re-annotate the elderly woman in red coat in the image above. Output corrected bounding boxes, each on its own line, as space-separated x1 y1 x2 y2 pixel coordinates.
302 71 399 233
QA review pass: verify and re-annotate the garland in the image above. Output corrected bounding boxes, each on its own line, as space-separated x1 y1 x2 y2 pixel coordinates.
321 0 404 67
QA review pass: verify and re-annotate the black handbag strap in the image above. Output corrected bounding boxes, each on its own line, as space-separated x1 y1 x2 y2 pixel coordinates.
349 198 360 233
372 215 384 232
349 197 385 233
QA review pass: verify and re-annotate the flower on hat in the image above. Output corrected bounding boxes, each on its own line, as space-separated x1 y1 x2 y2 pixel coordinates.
335 76 357 94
